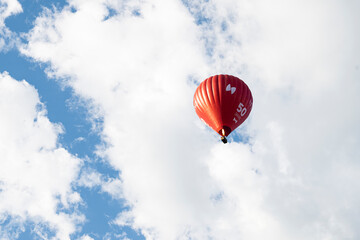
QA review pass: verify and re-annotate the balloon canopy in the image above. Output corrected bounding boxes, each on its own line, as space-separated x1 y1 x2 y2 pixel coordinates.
193 74 253 143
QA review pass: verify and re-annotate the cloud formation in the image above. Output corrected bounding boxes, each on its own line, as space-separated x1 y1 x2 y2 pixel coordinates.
0 72 83 239
0 0 22 51
20 0 360 239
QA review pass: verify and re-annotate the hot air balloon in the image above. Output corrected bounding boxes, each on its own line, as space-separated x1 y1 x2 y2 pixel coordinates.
193 74 253 143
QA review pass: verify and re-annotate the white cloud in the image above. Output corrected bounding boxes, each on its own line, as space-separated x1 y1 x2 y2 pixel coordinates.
78 234 95 240
0 0 22 23
77 169 103 188
101 177 123 198
0 72 83 239
0 0 22 51
21 0 360 239
77 168 123 198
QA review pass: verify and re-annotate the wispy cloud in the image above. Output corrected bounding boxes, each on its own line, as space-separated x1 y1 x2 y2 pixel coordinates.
0 0 22 51
0 71 83 239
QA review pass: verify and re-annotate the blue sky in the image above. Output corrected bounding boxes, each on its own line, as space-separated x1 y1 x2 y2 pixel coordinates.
1 1 137 239
1 0 360 240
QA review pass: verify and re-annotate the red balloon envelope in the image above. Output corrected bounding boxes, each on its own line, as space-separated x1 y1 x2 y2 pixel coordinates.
193 74 253 143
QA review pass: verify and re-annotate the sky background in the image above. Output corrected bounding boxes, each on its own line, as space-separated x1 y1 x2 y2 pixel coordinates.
0 0 360 240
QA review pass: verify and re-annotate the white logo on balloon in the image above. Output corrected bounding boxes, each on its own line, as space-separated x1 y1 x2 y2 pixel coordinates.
226 84 236 94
